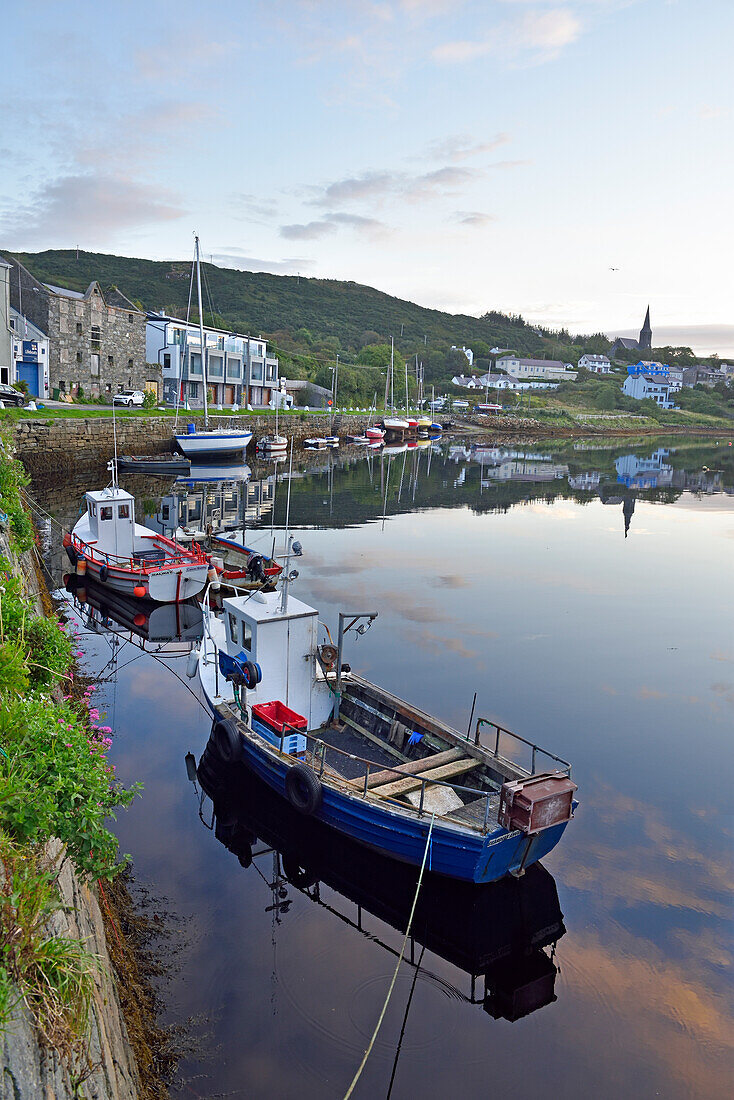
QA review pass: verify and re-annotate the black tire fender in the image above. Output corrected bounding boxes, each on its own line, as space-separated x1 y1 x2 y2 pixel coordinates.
212 718 242 764
65 545 79 565
282 853 318 889
99 564 109 583
284 764 322 815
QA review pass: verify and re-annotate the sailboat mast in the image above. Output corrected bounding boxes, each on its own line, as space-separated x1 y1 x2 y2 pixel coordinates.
195 235 209 429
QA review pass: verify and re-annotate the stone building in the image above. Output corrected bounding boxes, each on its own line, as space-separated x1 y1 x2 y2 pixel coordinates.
3 256 160 400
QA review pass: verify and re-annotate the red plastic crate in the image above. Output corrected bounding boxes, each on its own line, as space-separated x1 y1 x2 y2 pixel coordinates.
251 700 307 735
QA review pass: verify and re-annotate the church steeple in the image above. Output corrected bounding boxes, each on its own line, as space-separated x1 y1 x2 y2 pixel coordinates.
639 305 652 350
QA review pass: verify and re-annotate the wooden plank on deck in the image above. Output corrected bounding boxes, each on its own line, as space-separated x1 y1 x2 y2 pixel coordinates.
372 757 479 799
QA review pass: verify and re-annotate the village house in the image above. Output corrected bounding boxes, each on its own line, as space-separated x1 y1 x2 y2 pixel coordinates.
451 345 474 367
451 373 480 388
496 355 578 382
146 312 279 409
4 256 158 400
578 353 612 373
622 372 676 409
9 309 50 398
0 260 12 387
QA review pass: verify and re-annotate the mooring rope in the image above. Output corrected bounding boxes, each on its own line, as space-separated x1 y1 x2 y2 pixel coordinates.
342 813 436 1100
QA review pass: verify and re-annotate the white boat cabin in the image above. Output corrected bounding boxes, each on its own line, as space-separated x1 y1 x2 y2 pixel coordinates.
83 487 137 559
218 590 332 729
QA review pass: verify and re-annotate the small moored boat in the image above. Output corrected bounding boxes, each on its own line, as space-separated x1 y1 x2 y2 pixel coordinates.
67 482 210 602
117 453 191 476
209 533 282 589
197 584 577 883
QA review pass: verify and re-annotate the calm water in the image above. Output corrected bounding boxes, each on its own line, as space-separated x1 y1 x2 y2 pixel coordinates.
34 436 734 1099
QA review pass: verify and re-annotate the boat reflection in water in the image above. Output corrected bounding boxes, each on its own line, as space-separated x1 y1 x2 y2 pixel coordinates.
64 574 203 650
193 761 567 1024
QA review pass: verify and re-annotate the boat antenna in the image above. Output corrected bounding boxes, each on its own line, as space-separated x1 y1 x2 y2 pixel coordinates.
279 438 295 613
111 399 119 490
194 234 209 429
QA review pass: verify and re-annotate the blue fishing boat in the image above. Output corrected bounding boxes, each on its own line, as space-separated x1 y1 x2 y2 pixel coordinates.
196 574 577 884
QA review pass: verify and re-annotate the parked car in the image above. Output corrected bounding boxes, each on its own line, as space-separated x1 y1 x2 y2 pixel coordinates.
0 382 25 408
112 390 145 408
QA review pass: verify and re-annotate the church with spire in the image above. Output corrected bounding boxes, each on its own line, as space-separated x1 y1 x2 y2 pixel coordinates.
639 306 652 350
610 305 653 358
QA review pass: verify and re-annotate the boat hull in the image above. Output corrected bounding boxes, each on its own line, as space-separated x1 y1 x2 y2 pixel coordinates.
204 698 568 883
174 431 253 459
73 552 208 602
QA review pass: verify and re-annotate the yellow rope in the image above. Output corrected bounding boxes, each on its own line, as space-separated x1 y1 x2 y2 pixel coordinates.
342 813 436 1099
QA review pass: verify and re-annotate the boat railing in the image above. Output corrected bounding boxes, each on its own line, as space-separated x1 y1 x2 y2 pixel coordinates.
473 718 572 780
277 724 500 832
72 532 207 571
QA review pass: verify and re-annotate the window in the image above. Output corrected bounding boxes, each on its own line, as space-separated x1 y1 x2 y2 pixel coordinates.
118 504 130 519
228 612 239 646
90 503 97 517
128 313 134 322
91 325 100 349
163 353 171 369
189 382 199 398
108 355 114 367
76 322 83 335
189 353 202 376
76 351 82 364
162 505 170 521
91 354 100 376
128 358 133 369
241 621 252 651
100 506 113 520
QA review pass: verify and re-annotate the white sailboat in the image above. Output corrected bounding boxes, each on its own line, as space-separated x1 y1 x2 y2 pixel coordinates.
257 393 288 455
174 236 253 460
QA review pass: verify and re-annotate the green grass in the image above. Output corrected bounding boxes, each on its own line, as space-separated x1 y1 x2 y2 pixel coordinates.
0 430 139 1070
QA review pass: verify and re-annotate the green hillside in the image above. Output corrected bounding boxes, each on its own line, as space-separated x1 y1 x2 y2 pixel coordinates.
6 249 564 400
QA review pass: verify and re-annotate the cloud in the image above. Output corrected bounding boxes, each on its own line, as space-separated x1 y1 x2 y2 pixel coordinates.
432 5 582 64
280 219 337 241
426 132 511 161
318 171 397 206
0 173 184 248
280 211 389 241
210 250 314 276
518 8 582 52
134 33 237 84
454 210 496 226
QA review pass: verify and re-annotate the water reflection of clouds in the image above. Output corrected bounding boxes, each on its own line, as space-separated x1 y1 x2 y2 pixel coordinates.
550 786 733 1097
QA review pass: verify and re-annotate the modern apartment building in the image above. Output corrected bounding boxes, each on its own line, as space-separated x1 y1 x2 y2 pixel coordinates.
146 313 279 408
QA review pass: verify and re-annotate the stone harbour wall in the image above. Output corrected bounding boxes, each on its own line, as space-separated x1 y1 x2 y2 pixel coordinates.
12 412 377 476
0 845 140 1100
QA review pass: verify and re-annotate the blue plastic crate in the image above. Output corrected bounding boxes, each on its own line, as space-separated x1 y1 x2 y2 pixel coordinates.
252 718 307 757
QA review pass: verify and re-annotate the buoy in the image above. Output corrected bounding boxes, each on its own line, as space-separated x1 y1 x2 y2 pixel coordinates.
212 555 224 574
133 585 147 598
76 557 87 576
133 612 146 627
186 646 199 679
62 532 71 548
207 566 221 591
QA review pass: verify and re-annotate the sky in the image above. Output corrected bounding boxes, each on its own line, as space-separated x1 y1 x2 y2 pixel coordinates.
1 0 733 354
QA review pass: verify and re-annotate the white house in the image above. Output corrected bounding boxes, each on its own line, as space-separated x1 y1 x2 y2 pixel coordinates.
451 374 480 388
477 372 525 390
0 260 12 387
146 312 279 408
9 309 50 398
496 356 578 382
451 345 474 367
578 354 611 373
622 373 676 409
568 471 602 491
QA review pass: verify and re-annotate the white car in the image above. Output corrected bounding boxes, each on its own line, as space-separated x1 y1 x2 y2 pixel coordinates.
112 390 145 407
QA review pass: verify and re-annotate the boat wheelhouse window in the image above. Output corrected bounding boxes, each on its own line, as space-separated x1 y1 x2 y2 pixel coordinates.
100 506 113 520
118 504 130 519
228 612 238 645
90 503 97 517
241 620 252 651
